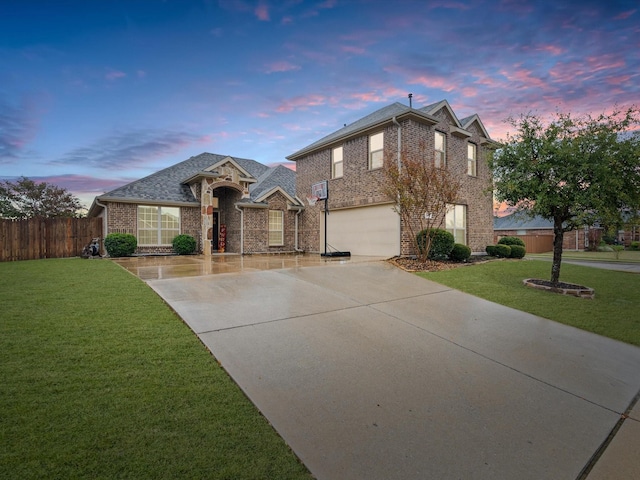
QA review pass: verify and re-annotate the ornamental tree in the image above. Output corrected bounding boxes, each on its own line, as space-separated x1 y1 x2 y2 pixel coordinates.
381 141 462 261
0 176 84 219
490 107 640 285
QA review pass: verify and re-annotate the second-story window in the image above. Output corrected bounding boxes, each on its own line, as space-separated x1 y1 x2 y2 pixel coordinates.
369 132 384 170
435 131 446 168
332 145 343 178
467 143 477 176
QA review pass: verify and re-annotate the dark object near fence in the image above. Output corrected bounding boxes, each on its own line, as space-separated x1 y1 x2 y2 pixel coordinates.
81 237 102 258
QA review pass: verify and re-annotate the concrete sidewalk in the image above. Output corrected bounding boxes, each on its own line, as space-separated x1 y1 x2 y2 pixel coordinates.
145 258 640 479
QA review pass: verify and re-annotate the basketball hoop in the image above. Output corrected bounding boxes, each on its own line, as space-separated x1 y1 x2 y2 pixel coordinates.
307 195 318 206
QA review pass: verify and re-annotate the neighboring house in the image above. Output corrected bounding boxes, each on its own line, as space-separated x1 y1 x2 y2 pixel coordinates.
287 99 495 256
494 213 597 252
88 153 304 255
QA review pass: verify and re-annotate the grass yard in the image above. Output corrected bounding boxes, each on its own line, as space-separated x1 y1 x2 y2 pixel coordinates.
0 259 311 480
528 250 640 263
421 259 640 347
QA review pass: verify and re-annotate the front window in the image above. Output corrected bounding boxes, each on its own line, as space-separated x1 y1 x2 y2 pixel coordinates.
332 146 343 178
446 204 466 245
138 206 180 246
369 132 384 169
435 131 446 168
467 143 477 176
268 210 284 246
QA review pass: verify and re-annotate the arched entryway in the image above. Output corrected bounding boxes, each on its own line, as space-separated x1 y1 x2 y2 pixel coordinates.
202 182 244 254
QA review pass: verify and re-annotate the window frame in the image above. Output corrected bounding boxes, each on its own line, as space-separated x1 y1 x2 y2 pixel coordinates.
467 143 477 177
445 204 467 245
369 132 384 170
137 205 181 246
332 145 343 179
435 131 446 168
268 210 284 246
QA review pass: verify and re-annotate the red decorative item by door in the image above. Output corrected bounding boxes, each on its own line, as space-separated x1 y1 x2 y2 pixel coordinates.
218 224 226 253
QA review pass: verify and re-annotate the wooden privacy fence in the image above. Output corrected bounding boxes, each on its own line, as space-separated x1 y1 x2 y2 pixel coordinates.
0 217 103 262
494 234 554 254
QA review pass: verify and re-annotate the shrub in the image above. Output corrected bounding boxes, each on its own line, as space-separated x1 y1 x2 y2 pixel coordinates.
172 234 197 255
509 245 526 259
486 245 497 256
494 244 511 258
450 243 471 262
104 233 137 257
498 236 525 247
630 241 640 251
417 228 455 260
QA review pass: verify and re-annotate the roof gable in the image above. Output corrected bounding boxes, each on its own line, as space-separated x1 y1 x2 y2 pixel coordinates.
96 152 271 205
460 114 491 140
420 99 463 128
249 164 297 202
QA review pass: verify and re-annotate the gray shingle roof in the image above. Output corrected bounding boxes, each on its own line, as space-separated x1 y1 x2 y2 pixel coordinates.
287 102 420 159
250 164 296 201
494 213 553 230
98 152 271 204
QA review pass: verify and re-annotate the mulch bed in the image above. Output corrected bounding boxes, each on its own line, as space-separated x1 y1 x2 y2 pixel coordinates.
387 255 494 272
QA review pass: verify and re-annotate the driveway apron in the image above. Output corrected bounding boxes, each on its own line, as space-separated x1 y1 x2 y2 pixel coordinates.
146 259 640 480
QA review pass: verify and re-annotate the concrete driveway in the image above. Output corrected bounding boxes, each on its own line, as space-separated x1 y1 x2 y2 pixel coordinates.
137 255 640 480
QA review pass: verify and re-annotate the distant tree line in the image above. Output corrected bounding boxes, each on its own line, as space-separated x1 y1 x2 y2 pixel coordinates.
0 177 84 219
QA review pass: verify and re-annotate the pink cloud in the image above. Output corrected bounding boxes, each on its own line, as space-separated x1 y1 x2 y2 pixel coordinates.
105 69 126 81
268 161 296 171
499 67 546 90
341 45 365 55
276 94 328 113
264 61 300 73
255 2 270 21
408 75 455 92
537 44 565 56
613 9 636 20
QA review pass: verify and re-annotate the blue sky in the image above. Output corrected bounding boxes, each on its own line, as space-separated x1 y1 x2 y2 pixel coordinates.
1 0 638 207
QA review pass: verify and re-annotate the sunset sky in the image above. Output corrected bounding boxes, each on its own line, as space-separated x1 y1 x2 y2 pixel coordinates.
1 0 638 207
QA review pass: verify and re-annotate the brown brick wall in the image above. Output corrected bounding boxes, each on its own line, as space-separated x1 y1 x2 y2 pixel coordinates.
106 202 202 254
243 191 300 253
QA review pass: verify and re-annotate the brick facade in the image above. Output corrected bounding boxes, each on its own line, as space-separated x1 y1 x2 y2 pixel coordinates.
293 103 494 256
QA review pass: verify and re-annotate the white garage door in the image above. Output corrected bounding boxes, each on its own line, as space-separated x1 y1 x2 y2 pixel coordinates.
320 204 400 257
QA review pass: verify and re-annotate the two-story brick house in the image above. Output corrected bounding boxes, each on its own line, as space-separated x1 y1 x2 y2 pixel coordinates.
287 99 495 257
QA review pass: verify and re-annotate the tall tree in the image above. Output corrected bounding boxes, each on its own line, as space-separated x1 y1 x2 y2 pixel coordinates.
490 107 640 284
381 141 462 261
0 177 84 219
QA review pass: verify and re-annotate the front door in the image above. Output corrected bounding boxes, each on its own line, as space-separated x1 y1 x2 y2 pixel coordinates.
212 211 219 253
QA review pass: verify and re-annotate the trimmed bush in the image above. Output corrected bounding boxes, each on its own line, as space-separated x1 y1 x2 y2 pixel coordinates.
486 245 498 256
509 245 526 259
417 228 455 260
450 243 471 262
172 234 197 255
104 233 137 257
494 244 511 258
498 236 525 247
630 241 640 251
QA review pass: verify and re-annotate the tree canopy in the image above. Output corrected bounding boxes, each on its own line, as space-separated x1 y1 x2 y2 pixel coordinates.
490 106 640 284
0 177 84 219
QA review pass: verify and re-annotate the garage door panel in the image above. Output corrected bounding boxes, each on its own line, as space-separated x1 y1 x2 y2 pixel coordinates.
320 204 399 257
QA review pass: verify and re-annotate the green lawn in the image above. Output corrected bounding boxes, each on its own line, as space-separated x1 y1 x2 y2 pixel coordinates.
421 259 640 346
0 259 311 480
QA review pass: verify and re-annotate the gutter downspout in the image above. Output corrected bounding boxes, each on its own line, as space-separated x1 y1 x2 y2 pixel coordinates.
294 207 304 252
95 198 108 256
234 204 244 255
392 116 402 256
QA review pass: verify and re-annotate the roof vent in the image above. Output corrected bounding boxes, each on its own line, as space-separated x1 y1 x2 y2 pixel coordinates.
408 93 413 108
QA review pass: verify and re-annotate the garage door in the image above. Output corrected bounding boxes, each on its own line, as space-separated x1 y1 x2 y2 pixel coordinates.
320 204 400 257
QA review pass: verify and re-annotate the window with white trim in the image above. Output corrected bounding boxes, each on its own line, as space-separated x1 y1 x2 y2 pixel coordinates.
369 132 384 169
435 131 446 168
137 206 180 246
446 204 466 245
268 210 284 246
467 143 477 176
332 145 343 178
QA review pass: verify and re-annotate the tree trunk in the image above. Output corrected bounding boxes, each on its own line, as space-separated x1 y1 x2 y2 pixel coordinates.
551 217 564 285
